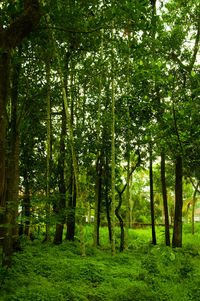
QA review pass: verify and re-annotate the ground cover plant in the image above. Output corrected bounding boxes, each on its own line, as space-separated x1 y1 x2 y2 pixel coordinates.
1 225 200 301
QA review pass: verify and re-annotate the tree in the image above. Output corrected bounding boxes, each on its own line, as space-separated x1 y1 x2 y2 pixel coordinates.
0 0 41 267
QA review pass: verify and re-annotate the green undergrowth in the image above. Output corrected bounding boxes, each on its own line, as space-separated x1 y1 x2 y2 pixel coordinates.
1 225 200 300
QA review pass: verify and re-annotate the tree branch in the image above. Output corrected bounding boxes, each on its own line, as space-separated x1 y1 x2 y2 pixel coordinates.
115 152 141 196
40 25 106 34
169 20 200 72
4 0 41 50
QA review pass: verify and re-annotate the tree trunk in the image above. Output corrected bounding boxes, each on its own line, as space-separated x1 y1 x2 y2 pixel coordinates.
94 157 102 246
24 177 30 237
0 0 41 267
129 174 133 228
172 156 183 248
161 152 170 246
0 52 10 246
191 181 199 235
149 142 156 245
66 74 76 242
94 28 104 247
125 130 130 251
192 189 197 235
2 50 21 266
44 59 52 242
66 177 76 240
105 156 112 242
110 22 116 256
54 101 66 244
115 191 124 252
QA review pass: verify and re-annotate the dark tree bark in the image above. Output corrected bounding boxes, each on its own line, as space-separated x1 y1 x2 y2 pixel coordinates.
172 156 183 248
2 48 21 265
115 189 124 252
54 101 66 244
0 0 41 267
161 152 170 246
149 143 156 245
0 52 10 225
66 73 76 241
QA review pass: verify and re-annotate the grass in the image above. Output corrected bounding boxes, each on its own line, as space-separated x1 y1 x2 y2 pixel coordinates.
1 224 200 300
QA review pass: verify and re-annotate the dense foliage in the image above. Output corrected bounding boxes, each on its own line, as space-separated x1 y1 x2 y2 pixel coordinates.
0 0 200 299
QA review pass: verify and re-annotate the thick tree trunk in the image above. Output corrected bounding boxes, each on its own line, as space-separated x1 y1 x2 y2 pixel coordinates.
0 52 10 245
2 51 21 266
161 152 170 246
172 156 183 248
149 143 156 245
54 101 66 244
0 1 41 267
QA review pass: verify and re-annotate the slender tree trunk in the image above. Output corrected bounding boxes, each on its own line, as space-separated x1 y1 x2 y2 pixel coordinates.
66 174 74 240
44 59 51 242
149 142 156 245
66 67 76 241
192 190 197 235
54 101 66 244
94 28 104 247
115 191 124 252
111 23 116 256
66 177 76 240
172 156 183 248
88 203 91 224
191 181 199 235
124 23 131 250
94 158 102 246
24 177 30 237
105 155 112 242
125 108 130 251
94 160 100 246
129 175 133 228
161 152 170 246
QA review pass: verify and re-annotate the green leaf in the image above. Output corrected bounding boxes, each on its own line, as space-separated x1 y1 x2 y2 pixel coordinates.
157 61 162 68
191 70 195 77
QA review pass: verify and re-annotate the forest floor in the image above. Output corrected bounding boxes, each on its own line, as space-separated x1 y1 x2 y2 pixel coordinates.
1 225 200 301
